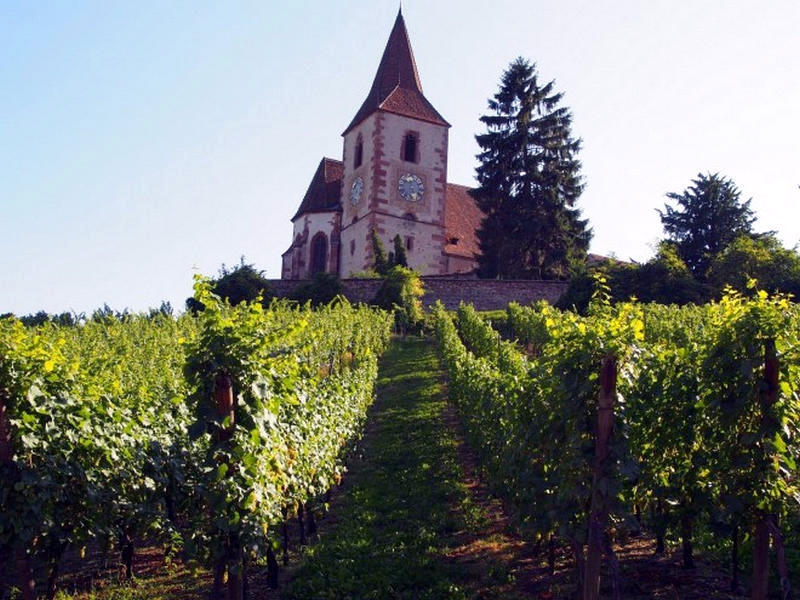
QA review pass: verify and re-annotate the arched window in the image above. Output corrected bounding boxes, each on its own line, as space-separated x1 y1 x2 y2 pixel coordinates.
310 233 328 275
402 132 418 163
354 136 363 168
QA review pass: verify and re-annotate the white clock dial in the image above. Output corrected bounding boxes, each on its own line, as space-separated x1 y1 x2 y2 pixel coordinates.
398 173 424 202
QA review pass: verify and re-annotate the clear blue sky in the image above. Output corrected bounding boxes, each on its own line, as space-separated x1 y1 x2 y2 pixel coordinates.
2 1 798 315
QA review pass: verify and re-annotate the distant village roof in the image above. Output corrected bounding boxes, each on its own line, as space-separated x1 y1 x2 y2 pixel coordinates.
444 183 483 259
344 10 449 135
586 253 633 267
291 158 343 221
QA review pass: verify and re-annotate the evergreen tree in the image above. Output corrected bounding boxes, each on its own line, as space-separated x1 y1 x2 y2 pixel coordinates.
473 57 591 279
659 172 756 279
370 229 389 275
392 234 408 268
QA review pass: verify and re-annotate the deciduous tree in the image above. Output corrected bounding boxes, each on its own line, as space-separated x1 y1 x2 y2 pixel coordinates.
185 258 273 311
707 234 800 297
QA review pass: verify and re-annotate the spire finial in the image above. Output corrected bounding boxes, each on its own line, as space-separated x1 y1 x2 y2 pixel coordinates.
398 2 402 17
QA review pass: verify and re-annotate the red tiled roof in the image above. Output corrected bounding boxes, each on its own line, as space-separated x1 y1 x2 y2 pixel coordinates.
587 253 633 266
344 10 449 135
291 157 344 221
444 183 484 259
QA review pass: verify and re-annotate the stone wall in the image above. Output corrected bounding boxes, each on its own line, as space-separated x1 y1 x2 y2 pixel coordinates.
268 278 567 311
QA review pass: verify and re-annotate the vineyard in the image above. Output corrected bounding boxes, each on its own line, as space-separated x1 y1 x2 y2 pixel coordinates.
434 287 799 599
0 279 393 600
1 281 799 599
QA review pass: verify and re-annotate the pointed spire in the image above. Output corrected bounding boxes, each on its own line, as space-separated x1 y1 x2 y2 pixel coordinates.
344 11 448 134
373 10 422 95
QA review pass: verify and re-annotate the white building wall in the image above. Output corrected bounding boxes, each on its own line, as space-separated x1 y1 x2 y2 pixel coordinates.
288 211 339 279
339 111 450 277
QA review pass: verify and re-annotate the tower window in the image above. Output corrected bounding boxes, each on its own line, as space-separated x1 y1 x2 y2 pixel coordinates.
350 240 355 255
354 136 363 168
402 132 418 163
405 236 414 251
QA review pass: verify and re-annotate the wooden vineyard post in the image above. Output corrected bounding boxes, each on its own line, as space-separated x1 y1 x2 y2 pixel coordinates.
751 339 792 600
0 389 12 465
583 355 619 600
731 522 740 593
751 518 770 600
767 518 793 600
281 508 290 566
215 373 235 443
212 373 244 600
1 389 36 600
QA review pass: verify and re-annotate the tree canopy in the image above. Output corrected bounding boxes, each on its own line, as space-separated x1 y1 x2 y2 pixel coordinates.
371 229 389 275
290 272 344 307
370 230 409 274
708 234 800 297
185 258 273 312
659 173 756 279
560 172 800 310
473 57 591 280
557 246 707 313
372 266 425 333
391 234 408 268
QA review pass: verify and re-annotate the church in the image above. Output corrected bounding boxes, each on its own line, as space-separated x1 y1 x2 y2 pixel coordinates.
281 10 484 280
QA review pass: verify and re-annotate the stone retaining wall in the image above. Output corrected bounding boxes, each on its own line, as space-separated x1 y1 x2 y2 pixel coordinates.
269 278 567 311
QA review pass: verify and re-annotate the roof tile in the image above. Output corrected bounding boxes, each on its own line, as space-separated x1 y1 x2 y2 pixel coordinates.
344 11 448 134
444 183 484 259
291 158 343 221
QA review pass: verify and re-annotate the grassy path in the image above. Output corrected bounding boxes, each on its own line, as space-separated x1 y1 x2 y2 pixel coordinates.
282 337 512 600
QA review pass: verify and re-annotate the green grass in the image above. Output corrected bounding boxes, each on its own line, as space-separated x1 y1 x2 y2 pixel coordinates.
476 310 511 338
282 337 481 600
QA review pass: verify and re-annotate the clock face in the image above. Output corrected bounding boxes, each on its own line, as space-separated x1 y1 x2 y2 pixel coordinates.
350 177 364 205
398 173 424 202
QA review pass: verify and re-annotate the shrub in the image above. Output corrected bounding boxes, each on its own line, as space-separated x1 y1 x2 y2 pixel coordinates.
291 272 344 307
372 266 424 333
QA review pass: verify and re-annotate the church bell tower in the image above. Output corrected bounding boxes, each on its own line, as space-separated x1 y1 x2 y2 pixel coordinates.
338 10 451 277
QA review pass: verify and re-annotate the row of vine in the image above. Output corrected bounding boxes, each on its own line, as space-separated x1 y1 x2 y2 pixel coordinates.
0 279 393 599
434 289 799 598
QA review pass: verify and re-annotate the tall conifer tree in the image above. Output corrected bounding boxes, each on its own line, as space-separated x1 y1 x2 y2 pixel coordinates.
473 58 590 279
659 172 756 279
392 234 409 268
370 229 389 275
